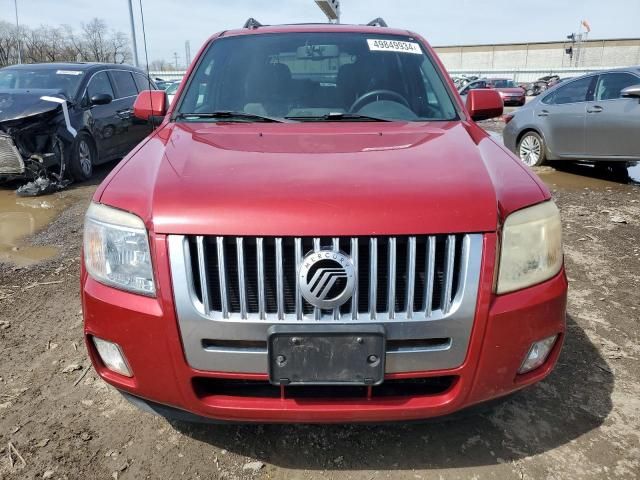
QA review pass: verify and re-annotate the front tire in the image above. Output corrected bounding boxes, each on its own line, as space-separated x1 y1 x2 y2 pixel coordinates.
517 131 546 167
70 133 95 181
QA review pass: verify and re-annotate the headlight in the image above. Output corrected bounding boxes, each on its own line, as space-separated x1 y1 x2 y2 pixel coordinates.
497 201 562 294
83 202 155 296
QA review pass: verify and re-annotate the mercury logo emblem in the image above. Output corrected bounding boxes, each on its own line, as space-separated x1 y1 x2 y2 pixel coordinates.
298 248 356 309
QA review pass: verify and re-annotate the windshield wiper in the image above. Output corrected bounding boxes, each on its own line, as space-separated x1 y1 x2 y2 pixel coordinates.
285 112 391 122
175 111 285 123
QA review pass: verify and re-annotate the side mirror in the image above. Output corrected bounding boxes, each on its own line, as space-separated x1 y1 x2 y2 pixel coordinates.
466 89 504 121
90 93 112 106
621 84 640 99
133 90 168 122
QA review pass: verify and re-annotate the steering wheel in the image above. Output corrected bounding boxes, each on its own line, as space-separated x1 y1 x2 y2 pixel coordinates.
349 89 410 113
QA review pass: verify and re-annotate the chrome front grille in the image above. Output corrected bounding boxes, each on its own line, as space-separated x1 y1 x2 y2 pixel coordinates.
0 134 25 175
183 234 475 322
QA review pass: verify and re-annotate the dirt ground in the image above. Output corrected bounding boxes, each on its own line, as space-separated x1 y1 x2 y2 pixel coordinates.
1 123 639 479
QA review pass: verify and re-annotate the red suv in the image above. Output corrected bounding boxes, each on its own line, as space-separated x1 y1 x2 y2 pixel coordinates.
81 22 567 423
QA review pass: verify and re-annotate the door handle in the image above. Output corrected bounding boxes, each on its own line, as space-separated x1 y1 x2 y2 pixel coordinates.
537 110 549 117
587 106 603 113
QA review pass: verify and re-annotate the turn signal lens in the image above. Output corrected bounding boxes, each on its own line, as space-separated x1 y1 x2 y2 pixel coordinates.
93 337 132 377
518 335 557 374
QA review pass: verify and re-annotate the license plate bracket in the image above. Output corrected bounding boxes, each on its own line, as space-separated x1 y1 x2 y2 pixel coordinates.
268 325 386 386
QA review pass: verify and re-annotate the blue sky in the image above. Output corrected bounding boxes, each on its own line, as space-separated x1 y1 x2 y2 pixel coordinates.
5 0 640 65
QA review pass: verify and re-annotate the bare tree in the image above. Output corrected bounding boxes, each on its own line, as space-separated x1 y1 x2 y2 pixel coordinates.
0 18 132 67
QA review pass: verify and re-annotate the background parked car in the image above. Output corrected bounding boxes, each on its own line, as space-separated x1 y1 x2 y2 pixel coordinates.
458 78 491 103
165 81 180 104
521 75 561 96
487 78 526 106
0 62 159 190
503 67 640 167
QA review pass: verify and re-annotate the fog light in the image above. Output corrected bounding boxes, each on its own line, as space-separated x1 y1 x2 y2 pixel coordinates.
93 337 132 377
518 335 557 374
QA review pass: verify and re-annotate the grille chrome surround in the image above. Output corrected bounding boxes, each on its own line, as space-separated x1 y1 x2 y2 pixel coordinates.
169 234 483 374
181 235 474 323
0 134 25 175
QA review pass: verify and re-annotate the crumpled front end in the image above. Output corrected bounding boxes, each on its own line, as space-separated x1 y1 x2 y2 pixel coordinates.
0 93 74 195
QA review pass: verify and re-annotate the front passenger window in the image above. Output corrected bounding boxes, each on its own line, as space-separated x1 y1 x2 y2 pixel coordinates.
544 76 593 105
595 73 639 101
87 71 114 101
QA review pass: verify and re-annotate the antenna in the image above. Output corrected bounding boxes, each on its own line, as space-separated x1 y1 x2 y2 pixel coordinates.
138 0 156 127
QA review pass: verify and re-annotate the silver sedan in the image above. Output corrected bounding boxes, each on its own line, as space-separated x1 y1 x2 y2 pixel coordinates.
503 67 640 167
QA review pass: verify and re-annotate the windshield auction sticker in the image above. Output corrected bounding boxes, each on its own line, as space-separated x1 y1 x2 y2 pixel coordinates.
367 39 422 54
56 70 83 75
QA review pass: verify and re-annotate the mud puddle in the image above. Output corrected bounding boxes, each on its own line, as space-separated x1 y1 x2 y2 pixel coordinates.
0 188 71 266
535 163 640 190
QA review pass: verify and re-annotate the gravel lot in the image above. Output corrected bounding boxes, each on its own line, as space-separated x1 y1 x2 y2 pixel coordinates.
0 120 639 479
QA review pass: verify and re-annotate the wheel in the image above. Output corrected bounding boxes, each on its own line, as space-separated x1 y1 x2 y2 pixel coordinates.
517 131 546 167
70 133 95 181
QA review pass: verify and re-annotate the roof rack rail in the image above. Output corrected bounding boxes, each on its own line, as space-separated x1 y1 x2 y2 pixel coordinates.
367 17 388 27
243 18 263 29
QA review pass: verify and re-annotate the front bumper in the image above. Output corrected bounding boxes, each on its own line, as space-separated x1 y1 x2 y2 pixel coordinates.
82 233 567 423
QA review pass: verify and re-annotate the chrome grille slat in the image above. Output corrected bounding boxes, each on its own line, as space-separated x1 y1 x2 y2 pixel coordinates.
275 237 284 320
196 236 210 314
332 237 340 320
294 238 303 321
425 236 436 317
387 237 396 320
216 236 229 319
350 238 358 320
188 234 475 323
406 237 416 319
313 237 321 320
236 237 247 319
369 237 378 321
256 238 266 320
442 235 456 315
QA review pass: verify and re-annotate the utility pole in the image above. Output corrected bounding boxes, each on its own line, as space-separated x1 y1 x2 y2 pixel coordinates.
13 0 21 64
173 52 179 70
127 0 140 67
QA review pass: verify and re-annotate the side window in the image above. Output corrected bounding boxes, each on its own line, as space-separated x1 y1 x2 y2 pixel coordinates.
109 70 138 98
133 73 153 92
595 73 640 101
544 76 593 105
86 71 114 99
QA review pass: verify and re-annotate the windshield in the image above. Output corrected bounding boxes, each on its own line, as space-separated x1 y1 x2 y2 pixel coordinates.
491 79 516 88
176 32 458 122
0 67 85 98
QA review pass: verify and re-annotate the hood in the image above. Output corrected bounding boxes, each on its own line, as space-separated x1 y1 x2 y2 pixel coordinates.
0 89 66 124
98 121 548 236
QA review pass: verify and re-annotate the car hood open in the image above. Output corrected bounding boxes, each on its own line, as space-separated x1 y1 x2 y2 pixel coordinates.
98 121 548 236
0 89 66 125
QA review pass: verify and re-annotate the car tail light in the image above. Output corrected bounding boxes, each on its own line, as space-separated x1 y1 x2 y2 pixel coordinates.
502 113 515 124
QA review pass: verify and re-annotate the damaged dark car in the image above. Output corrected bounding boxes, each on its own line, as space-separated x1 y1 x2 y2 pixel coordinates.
0 63 157 195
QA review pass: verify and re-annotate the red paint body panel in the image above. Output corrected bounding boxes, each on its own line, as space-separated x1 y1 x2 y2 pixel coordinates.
83 24 567 422
83 234 567 423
